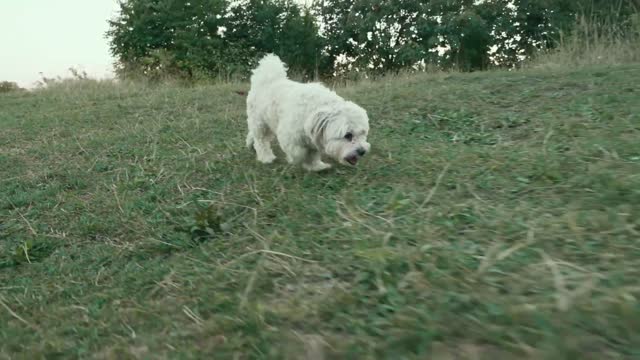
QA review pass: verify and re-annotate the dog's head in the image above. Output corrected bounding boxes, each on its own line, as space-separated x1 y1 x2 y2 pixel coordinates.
309 101 370 167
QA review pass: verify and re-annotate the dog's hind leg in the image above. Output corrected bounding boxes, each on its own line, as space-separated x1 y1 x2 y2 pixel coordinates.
245 130 255 150
249 123 276 164
246 95 276 163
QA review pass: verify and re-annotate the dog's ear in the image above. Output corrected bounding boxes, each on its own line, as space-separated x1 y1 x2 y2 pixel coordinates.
309 109 333 149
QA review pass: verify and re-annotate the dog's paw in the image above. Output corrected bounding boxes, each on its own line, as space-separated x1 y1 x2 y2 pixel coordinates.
257 154 276 164
303 161 332 172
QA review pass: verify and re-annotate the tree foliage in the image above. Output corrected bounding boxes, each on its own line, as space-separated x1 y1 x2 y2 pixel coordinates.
107 0 232 78
224 0 324 78
314 0 558 72
0 81 23 93
107 0 322 80
106 0 639 80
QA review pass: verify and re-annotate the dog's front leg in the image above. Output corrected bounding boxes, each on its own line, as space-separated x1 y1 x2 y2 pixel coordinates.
281 142 307 165
281 143 329 171
302 151 331 172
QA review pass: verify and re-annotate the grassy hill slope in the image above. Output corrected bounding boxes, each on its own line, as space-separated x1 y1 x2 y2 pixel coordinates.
1 64 640 358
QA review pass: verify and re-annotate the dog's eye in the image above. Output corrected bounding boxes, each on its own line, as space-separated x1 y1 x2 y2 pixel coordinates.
344 132 353 141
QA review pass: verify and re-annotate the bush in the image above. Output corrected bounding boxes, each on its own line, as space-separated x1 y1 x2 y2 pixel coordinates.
0 81 23 93
530 10 640 68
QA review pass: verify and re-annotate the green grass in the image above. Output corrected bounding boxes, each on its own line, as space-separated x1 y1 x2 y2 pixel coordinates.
1 63 640 359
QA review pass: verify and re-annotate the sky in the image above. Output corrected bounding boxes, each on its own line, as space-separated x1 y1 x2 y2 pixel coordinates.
0 0 120 88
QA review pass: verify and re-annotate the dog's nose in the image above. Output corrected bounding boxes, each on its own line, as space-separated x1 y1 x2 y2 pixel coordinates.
357 148 366 156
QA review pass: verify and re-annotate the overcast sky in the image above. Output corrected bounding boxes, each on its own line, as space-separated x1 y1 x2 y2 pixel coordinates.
0 0 316 88
0 0 120 88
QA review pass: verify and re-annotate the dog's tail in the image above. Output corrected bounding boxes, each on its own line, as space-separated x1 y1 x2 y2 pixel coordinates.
250 54 287 88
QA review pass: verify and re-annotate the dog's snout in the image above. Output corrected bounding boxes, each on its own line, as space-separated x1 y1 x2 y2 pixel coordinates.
357 148 366 156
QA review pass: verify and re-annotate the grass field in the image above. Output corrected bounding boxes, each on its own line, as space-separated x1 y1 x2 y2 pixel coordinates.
1 63 640 359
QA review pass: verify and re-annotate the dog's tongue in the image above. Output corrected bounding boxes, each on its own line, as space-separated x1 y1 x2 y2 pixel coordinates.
346 155 358 165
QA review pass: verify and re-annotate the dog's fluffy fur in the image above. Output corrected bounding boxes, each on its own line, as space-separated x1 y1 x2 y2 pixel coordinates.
245 54 370 171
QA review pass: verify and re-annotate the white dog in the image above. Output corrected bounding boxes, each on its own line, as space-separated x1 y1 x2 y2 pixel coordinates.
245 54 371 171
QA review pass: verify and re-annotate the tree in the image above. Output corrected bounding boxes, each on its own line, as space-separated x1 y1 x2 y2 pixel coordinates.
471 0 555 68
107 0 324 80
314 0 495 73
225 0 325 78
314 0 567 72
107 0 638 80
107 0 239 79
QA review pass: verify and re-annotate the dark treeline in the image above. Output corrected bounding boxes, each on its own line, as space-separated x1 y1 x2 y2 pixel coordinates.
106 0 639 80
